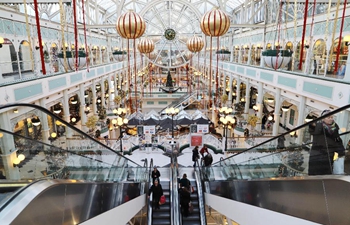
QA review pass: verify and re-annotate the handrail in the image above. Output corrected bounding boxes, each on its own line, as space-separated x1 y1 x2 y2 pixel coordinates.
194 169 207 225
0 103 141 166
170 161 174 225
147 158 153 225
158 93 189 113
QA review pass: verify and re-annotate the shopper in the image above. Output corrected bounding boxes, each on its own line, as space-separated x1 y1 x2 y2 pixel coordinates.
179 173 191 189
148 179 163 210
151 166 161 184
308 110 345 175
180 186 191 217
200 146 208 157
192 146 200 167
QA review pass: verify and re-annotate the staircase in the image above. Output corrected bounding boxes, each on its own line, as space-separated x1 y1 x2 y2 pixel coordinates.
182 182 201 225
152 181 171 225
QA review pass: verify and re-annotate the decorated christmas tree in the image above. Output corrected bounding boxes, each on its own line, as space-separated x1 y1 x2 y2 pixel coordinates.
165 71 173 87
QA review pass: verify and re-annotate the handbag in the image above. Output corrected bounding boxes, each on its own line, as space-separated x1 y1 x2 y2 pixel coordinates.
333 157 345 175
188 202 194 213
191 186 195 194
124 195 130 202
159 195 166 205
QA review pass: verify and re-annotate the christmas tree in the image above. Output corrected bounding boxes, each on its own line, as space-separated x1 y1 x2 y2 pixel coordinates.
165 71 173 87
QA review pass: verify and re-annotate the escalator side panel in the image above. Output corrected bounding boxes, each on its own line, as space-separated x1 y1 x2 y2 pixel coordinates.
206 178 350 225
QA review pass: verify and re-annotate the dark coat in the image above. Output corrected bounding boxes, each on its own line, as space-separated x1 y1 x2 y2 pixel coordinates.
192 148 200 162
148 184 163 200
179 178 191 188
204 154 213 166
151 169 161 182
308 121 345 175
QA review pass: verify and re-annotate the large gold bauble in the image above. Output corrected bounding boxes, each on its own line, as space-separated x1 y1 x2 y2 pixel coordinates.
137 38 155 53
200 8 230 37
116 11 146 39
187 36 204 53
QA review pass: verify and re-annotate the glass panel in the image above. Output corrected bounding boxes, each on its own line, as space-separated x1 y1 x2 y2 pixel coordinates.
0 104 145 182
206 104 350 179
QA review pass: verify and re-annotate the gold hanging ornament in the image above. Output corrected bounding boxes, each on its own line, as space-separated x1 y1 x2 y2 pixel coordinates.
187 36 204 53
116 11 146 39
200 8 230 37
137 38 154 54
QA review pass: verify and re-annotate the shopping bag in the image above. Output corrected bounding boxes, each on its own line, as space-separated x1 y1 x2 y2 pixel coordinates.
333 157 345 175
189 202 194 213
191 186 195 194
124 195 130 202
159 195 166 205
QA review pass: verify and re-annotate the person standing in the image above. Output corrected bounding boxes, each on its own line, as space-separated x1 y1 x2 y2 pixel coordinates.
308 110 345 175
277 135 286 149
200 146 209 157
179 173 191 189
151 166 161 184
192 146 200 167
180 186 191 217
148 179 163 210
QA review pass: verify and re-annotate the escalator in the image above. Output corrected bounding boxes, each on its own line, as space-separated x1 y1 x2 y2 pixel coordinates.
200 104 350 225
182 182 200 225
151 180 171 225
0 103 150 224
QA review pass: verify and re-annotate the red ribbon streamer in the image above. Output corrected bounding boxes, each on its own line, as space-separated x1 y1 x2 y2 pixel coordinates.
33 0 46 75
82 0 89 72
299 0 309 70
334 0 348 75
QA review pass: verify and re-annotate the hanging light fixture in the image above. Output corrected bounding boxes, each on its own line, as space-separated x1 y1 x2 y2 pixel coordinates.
53 105 62 114
31 117 41 126
281 106 290 112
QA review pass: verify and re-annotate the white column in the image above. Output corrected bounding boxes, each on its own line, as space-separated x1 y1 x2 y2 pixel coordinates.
101 79 106 108
272 88 282 136
92 80 97 115
0 112 20 179
236 78 241 106
80 83 87 132
244 82 250 115
108 73 114 109
39 98 50 145
228 75 233 103
296 96 306 144
256 82 264 131
63 89 73 138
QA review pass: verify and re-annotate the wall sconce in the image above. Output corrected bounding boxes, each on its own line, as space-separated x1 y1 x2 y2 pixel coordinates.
105 93 109 98
96 98 102 104
70 97 78 105
31 117 41 126
268 115 274 121
85 106 90 115
253 105 259 111
240 97 245 102
53 106 62 114
290 131 298 138
84 91 89 98
305 114 313 122
0 36 4 48
13 109 18 113
281 106 290 112
35 41 45 50
267 98 274 103
13 158 20 167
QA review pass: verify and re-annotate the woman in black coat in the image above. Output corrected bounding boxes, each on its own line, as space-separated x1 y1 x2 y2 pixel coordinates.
148 179 163 210
192 146 200 167
180 186 191 217
308 110 345 175
151 166 161 184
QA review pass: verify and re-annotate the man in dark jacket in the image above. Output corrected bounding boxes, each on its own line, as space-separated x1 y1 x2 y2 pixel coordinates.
192 146 200 167
180 186 191 217
148 179 163 210
151 166 161 184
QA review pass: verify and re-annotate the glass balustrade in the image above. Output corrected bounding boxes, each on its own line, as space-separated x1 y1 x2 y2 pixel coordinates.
0 103 146 182
206 104 350 180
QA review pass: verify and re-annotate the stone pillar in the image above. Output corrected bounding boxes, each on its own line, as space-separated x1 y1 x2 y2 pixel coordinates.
63 89 73 138
272 88 282 136
228 75 233 103
244 82 250 115
92 80 97 115
236 78 241 106
108 73 114 109
80 83 87 132
0 112 20 180
101 79 106 108
296 96 306 144
256 82 264 131
39 98 50 145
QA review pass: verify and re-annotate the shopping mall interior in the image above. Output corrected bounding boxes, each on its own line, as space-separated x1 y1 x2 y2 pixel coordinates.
0 0 350 224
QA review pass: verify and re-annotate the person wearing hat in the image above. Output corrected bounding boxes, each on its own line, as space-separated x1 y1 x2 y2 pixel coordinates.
308 110 345 175
152 166 161 184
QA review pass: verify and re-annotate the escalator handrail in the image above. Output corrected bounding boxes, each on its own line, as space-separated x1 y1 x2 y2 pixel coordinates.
212 103 350 166
147 158 153 225
0 103 141 166
194 169 206 225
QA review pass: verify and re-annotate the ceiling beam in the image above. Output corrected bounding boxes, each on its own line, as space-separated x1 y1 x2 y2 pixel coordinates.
0 0 71 3
79 23 266 29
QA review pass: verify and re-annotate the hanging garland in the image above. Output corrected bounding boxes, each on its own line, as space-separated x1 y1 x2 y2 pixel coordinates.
81 0 89 72
298 0 309 70
33 0 46 75
323 0 333 75
73 0 78 71
23 0 34 71
59 0 68 72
